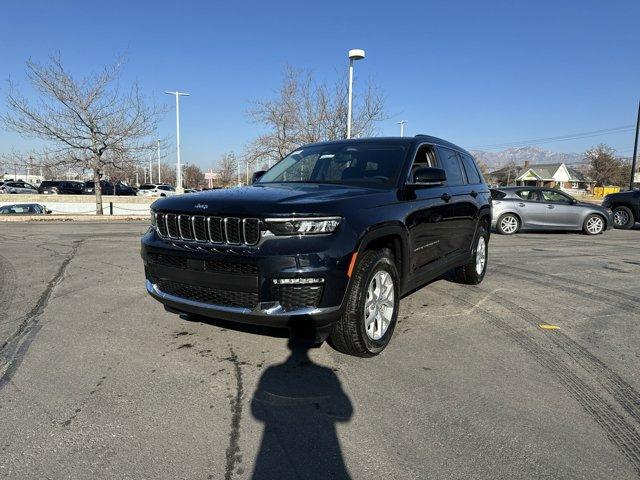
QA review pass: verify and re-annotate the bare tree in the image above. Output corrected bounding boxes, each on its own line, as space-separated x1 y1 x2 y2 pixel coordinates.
216 152 238 186
2 55 162 213
245 66 387 168
182 164 205 189
504 159 519 186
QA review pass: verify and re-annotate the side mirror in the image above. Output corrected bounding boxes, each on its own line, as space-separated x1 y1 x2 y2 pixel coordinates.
252 170 266 184
412 167 446 186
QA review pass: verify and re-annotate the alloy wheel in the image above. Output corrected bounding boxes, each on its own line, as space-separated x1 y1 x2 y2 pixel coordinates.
586 216 604 234
364 271 395 341
500 215 518 234
476 236 487 275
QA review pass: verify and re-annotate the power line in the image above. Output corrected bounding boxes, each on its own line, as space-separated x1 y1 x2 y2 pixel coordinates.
472 125 635 150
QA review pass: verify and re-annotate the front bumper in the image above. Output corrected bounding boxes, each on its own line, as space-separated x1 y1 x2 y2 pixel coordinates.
141 227 355 337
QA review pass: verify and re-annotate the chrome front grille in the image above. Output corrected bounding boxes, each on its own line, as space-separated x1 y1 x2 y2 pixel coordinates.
154 212 261 246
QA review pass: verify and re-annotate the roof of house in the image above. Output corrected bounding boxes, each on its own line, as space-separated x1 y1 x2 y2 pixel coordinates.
489 162 592 183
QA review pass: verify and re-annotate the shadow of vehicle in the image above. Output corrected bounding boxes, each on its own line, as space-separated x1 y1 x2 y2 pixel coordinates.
250 339 353 479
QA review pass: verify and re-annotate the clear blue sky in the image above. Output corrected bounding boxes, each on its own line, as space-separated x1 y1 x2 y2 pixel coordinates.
1 0 638 169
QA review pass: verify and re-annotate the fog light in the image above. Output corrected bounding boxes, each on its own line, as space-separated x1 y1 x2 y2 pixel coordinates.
272 278 325 285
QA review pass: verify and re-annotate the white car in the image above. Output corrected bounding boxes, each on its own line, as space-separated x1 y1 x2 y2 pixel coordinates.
137 184 177 197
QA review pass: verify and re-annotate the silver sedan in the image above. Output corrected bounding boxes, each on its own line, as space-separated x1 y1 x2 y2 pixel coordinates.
491 187 613 235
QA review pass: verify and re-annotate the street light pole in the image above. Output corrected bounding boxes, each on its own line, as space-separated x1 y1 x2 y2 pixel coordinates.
157 139 161 184
148 153 153 184
165 91 190 193
346 49 365 139
397 120 407 137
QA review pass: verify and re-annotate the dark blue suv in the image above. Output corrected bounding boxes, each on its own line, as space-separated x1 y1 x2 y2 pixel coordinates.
141 136 491 356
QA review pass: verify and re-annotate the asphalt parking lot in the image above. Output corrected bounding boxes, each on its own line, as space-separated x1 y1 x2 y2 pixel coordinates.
1 222 639 479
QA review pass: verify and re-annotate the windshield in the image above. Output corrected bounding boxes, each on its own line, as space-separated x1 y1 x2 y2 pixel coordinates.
257 143 408 188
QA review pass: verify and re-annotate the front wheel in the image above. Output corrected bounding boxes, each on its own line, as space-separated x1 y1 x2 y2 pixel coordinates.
583 214 605 235
330 249 400 357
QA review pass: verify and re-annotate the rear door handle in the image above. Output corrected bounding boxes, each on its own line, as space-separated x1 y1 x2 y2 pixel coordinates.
441 193 451 202
518 202 525 207
470 190 478 198
547 205 554 209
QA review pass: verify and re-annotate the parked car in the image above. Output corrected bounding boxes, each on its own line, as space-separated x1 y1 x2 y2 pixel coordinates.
491 187 612 235
38 180 84 195
0 203 51 215
601 189 640 229
0 181 38 194
137 184 177 197
80 180 135 195
82 180 114 195
141 135 491 357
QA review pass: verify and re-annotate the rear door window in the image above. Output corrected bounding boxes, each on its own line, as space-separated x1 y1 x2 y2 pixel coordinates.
436 146 466 186
460 154 482 185
516 190 541 201
541 190 573 204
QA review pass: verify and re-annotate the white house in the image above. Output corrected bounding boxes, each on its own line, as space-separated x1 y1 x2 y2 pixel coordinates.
490 162 595 193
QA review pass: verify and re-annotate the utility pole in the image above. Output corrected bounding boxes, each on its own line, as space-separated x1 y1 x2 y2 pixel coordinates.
630 99 640 190
165 91 190 193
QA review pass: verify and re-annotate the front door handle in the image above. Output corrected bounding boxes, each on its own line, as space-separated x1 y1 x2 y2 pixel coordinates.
441 193 451 202
547 205 554 209
470 190 478 198
518 203 525 207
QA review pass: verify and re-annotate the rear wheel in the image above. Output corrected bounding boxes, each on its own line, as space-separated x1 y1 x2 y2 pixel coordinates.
583 214 605 235
613 206 634 229
497 213 520 235
330 249 400 357
453 225 489 285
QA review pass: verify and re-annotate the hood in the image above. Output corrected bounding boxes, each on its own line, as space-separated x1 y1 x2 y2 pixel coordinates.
151 183 394 216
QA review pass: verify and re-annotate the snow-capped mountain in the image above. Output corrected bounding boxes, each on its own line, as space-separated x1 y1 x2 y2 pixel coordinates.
470 147 584 168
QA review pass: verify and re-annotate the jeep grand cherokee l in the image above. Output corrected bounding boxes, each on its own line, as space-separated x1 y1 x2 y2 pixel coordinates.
141 136 491 356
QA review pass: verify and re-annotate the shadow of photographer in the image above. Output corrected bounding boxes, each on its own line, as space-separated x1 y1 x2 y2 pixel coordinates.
250 339 353 479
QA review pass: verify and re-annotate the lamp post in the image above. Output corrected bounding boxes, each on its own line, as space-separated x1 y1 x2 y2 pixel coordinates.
148 153 153 184
157 139 161 184
346 49 365 139
397 120 407 137
165 91 190 193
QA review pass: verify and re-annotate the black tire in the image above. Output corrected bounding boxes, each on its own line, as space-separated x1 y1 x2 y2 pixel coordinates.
453 224 489 285
329 249 400 357
496 213 520 235
583 213 606 235
613 206 634 229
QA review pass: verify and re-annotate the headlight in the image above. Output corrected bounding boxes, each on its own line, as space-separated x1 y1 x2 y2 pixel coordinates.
150 211 157 227
265 216 341 236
